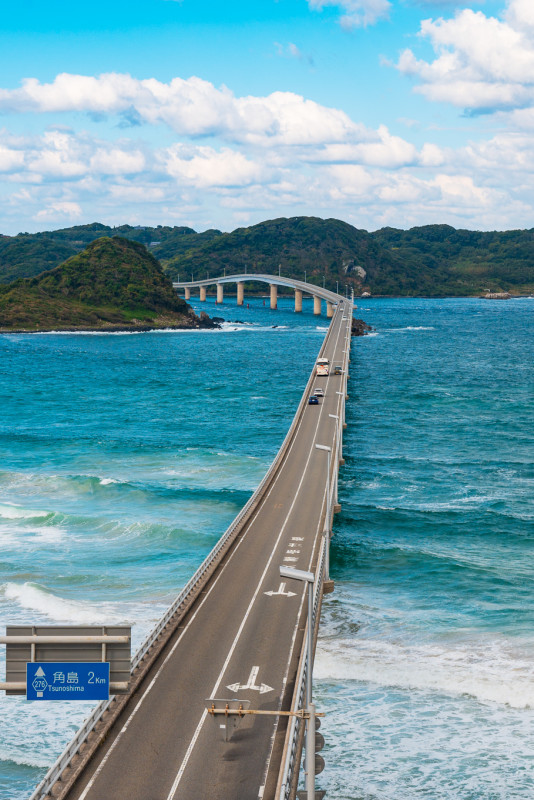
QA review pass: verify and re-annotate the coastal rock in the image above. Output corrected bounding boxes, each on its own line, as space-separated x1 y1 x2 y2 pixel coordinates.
197 311 221 329
351 318 374 336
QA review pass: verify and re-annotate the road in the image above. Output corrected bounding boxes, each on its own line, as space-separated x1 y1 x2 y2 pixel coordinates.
63 305 352 800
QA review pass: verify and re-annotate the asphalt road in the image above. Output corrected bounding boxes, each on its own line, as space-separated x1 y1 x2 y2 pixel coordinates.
65 305 352 800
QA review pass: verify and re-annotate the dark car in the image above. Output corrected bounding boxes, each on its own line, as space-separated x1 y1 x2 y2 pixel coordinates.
308 395 319 405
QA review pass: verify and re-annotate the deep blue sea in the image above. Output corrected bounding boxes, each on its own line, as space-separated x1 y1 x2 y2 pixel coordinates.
0 296 532 800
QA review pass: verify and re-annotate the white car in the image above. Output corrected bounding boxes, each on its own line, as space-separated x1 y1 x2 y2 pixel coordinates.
314 387 325 397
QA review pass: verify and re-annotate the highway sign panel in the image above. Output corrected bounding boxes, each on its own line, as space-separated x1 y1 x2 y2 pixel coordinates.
26 662 110 701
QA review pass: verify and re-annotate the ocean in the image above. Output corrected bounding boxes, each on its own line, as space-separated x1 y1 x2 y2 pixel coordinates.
0 296 532 799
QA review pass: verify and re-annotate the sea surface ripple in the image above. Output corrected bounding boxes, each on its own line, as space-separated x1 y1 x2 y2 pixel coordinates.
0 296 532 799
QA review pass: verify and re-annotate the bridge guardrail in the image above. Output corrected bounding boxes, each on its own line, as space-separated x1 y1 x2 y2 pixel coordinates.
28 311 339 800
277 535 327 800
276 305 352 798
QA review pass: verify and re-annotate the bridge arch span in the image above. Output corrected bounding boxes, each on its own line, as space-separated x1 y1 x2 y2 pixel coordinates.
173 273 350 316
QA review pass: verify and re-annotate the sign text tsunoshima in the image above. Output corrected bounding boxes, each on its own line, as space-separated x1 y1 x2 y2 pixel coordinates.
26 662 110 701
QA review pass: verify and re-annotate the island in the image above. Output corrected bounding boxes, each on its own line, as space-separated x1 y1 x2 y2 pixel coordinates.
0 237 219 333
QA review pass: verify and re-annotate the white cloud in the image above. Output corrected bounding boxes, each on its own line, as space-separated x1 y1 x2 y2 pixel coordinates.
107 184 166 202
396 0 534 112
307 0 391 28
161 144 267 188
6 130 148 182
274 42 313 64
0 73 367 147
2 66 534 233
35 201 82 221
28 131 87 178
0 144 25 172
89 148 145 175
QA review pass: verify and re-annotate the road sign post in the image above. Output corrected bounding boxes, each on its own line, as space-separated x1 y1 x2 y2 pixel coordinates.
26 662 110 701
1 626 131 696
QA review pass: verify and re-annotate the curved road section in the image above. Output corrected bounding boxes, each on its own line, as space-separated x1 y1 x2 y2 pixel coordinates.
56 304 352 800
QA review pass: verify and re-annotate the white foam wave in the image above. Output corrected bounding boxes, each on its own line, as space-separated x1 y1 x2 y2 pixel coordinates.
389 326 435 332
33 329 142 335
0 747 52 769
34 525 66 543
99 477 119 485
2 582 118 624
315 636 534 708
0 502 49 520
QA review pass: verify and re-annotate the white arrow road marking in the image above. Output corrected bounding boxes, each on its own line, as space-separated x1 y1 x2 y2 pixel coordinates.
227 666 273 694
264 582 297 598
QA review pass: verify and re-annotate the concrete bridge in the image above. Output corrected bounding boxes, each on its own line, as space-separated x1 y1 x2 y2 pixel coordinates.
28 299 354 800
173 274 348 317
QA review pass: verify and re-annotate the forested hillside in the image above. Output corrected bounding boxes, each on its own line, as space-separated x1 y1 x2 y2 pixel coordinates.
1 218 532 295
0 237 213 332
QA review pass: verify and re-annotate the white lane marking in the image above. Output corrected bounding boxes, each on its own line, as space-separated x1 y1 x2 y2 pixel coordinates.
81 310 347 800
260 309 348 791
167 354 334 798
77 355 318 799
227 665 273 695
283 556 298 562
264 582 296 598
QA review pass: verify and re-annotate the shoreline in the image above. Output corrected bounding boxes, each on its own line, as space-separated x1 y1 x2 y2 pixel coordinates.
0 321 223 335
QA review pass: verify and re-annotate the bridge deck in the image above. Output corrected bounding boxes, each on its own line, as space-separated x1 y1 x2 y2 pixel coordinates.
57 306 351 800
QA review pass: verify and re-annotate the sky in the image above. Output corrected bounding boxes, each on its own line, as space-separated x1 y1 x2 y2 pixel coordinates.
1 0 533 234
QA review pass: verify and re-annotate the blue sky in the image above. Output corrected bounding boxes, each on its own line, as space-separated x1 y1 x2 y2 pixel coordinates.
0 0 531 234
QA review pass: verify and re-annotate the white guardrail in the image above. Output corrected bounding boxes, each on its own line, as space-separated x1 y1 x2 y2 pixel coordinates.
277 536 327 800
27 303 351 800
276 306 351 798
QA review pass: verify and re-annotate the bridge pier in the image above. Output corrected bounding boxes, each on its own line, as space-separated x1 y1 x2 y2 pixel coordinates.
294 289 302 313
270 284 278 310
313 296 322 315
184 287 191 300
200 286 207 302
237 282 244 306
326 301 334 318
216 284 224 304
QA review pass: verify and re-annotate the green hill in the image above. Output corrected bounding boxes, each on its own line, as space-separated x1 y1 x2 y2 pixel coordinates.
0 237 214 332
0 223 209 283
1 218 533 296
161 217 534 295
371 225 534 295
161 216 404 291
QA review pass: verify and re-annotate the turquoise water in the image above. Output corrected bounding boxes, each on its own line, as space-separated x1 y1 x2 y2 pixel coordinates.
0 297 532 799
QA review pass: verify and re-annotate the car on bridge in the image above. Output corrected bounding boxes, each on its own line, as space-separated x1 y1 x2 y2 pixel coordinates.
314 387 325 397
333 364 343 375
308 395 319 405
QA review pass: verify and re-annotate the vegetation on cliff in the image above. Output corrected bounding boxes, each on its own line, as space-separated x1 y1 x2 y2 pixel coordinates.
0 237 212 332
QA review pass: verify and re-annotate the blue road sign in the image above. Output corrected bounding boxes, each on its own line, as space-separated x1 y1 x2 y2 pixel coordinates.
26 662 110 701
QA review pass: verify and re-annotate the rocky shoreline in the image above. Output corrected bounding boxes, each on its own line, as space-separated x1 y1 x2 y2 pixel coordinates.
0 310 221 334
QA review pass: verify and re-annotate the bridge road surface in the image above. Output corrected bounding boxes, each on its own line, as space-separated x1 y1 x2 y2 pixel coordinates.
64 307 352 800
